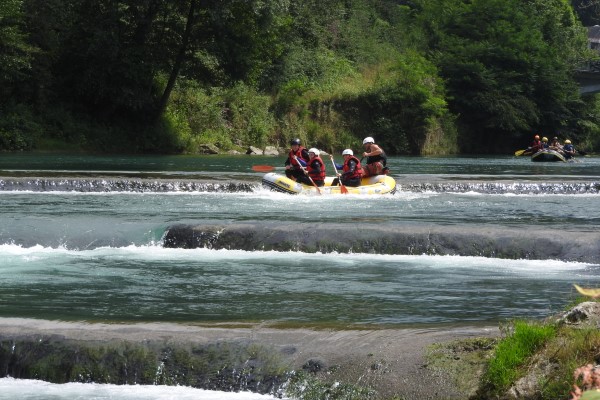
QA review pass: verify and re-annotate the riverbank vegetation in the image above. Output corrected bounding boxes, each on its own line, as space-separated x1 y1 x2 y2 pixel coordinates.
422 301 600 400
470 318 600 399
1 0 600 154
437 296 600 400
482 321 557 394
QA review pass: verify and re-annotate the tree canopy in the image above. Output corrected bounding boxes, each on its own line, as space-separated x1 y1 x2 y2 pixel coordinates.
0 0 598 153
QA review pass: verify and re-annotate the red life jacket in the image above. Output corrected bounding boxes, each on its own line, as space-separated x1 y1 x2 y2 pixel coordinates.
343 155 363 179
307 156 326 181
289 146 309 168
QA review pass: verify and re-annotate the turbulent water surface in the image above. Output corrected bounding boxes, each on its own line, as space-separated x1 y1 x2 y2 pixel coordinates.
0 377 276 400
1 153 599 398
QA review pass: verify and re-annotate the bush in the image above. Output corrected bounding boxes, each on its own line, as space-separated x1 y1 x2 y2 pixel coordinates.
222 83 276 148
167 80 275 151
0 105 42 151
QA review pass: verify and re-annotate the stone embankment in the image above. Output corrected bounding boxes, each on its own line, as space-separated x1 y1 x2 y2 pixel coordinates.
0 318 498 399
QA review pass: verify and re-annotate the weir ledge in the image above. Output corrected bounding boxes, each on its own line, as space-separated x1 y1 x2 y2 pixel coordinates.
162 223 600 263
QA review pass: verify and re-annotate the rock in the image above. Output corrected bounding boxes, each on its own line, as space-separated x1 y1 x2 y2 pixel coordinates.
246 146 263 155
227 150 241 155
263 146 279 156
558 302 600 326
302 359 326 374
507 358 560 399
197 144 220 154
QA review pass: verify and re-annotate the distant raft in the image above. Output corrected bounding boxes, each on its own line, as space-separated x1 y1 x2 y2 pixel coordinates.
531 149 567 162
261 172 396 195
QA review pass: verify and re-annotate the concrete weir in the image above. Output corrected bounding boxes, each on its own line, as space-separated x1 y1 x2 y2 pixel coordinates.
163 223 600 263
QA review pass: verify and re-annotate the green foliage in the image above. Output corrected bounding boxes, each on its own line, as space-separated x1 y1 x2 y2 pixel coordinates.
0 0 36 104
415 0 590 153
573 0 600 26
166 80 275 151
568 95 600 152
159 107 193 153
333 52 454 155
204 0 291 87
536 328 600 399
483 320 556 393
223 83 276 148
0 105 41 150
0 0 597 154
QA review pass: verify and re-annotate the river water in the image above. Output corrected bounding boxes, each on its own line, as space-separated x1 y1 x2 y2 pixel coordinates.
1 153 599 399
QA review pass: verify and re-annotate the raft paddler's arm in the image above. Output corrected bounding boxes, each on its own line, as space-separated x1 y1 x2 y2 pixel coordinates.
300 149 310 162
311 160 322 173
362 144 383 158
342 160 356 178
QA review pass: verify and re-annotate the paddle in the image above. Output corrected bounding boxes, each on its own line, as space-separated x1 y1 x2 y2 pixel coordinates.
514 149 527 156
329 154 348 194
252 165 275 172
294 155 321 195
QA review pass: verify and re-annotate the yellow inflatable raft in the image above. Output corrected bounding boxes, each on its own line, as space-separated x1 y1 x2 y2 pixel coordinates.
261 172 396 195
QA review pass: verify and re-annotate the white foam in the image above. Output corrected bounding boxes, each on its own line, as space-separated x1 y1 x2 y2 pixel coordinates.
0 377 280 400
0 243 594 271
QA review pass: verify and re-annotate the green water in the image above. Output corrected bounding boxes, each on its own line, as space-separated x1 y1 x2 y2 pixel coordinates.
0 154 599 326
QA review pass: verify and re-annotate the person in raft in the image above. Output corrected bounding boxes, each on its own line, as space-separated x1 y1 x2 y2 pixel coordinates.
297 148 326 187
563 139 576 159
549 136 563 153
361 136 388 177
528 135 543 154
332 149 363 187
284 138 310 180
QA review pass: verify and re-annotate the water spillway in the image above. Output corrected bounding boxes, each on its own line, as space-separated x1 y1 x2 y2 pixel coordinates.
0 178 255 193
402 181 600 194
163 223 600 263
1 177 600 194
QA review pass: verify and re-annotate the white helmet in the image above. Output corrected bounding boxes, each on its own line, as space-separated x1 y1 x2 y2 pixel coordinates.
342 149 353 156
308 148 320 156
363 137 374 144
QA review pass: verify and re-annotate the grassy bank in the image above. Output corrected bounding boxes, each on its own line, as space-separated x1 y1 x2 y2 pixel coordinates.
424 298 600 400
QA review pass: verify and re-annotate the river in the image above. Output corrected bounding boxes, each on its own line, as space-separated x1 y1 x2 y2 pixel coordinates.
0 152 599 399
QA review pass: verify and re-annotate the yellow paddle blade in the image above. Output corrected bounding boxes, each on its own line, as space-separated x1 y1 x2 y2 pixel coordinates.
514 149 526 156
574 284 600 298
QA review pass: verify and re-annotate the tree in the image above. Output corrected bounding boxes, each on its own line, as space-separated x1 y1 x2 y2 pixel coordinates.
0 0 35 105
415 0 588 152
155 0 197 120
571 0 600 26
